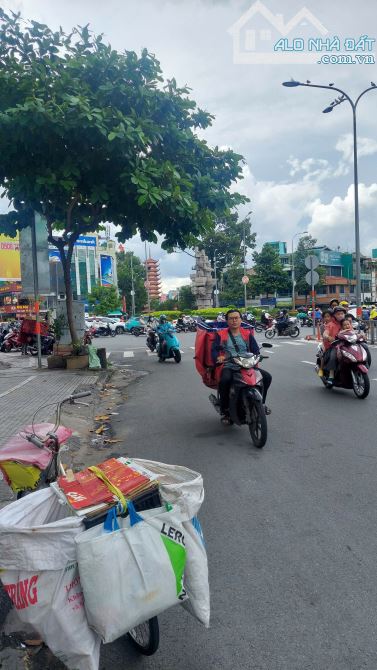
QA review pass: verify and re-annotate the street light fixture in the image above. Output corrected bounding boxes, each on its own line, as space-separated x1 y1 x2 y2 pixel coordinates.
282 79 377 311
291 231 308 311
242 210 252 309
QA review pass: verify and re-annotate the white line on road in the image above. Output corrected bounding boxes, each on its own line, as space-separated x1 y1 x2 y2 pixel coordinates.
285 342 305 346
301 361 316 366
0 376 36 398
123 351 135 358
106 351 111 358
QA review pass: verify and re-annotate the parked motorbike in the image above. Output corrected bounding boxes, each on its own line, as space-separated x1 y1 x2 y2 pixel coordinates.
209 343 272 448
146 327 158 352
93 324 116 338
28 334 55 356
0 329 21 352
316 332 370 399
133 325 147 337
265 318 300 339
157 328 181 363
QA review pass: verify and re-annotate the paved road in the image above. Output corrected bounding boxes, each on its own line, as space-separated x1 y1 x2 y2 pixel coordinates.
92 331 377 670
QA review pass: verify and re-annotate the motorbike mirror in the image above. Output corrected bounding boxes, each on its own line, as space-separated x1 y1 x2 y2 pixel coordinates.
261 342 273 348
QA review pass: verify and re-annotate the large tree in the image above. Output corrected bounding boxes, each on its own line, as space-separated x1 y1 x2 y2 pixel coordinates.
116 251 147 314
0 10 247 341
178 285 196 310
250 244 290 298
87 285 121 316
198 211 256 273
294 235 325 299
219 264 245 306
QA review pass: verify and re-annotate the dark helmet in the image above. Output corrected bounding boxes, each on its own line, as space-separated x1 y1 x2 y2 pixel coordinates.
159 314 167 323
333 306 346 315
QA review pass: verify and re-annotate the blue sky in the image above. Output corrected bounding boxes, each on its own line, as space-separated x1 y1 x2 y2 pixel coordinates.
2 0 377 290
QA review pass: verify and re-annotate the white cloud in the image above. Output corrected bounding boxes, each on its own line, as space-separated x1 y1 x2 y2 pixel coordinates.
287 156 349 182
307 183 377 254
335 134 377 162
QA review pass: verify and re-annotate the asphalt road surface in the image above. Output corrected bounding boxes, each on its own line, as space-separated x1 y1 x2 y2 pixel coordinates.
95 330 377 670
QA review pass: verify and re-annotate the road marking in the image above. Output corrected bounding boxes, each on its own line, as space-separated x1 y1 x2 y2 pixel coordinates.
284 341 304 346
301 360 316 366
190 346 195 350
0 376 36 398
106 351 111 358
147 351 156 356
180 350 185 354
123 351 135 358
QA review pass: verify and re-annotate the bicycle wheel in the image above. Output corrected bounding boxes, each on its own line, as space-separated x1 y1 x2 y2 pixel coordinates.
127 617 160 656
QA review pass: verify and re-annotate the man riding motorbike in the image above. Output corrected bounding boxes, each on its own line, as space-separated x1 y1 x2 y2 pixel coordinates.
156 314 170 355
213 309 272 423
276 309 289 336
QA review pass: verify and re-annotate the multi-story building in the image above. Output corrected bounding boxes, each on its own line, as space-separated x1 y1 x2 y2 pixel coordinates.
145 256 161 300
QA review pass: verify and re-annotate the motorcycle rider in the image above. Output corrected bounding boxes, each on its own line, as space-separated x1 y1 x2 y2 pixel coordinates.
213 309 272 423
276 309 289 336
322 306 347 386
157 314 171 355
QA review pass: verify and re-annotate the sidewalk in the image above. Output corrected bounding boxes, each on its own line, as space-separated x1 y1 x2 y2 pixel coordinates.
0 351 101 507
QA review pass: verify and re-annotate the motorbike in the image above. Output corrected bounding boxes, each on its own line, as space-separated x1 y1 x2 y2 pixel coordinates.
265 318 300 339
156 327 181 363
254 318 273 333
28 334 55 356
146 327 158 352
0 392 160 656
316 331 370 399
209 343 272 448
93 324 116 338
0 329 21 352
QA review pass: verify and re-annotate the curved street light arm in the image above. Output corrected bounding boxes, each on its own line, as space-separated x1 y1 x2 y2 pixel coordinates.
295 82 354 109
355 85 377 108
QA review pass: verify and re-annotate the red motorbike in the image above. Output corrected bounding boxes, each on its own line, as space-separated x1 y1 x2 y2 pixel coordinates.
316 331 370 399
0 329 22 353
209 343 272 448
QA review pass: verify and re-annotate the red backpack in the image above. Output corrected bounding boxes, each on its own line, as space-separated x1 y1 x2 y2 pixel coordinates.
194 323 253 388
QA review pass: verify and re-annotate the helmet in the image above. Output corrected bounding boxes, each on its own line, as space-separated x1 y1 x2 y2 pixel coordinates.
339 300 349 307
159 314 167 323
333 306 347 314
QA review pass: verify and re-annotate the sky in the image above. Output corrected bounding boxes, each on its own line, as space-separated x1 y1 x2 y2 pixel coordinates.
2 0 377 290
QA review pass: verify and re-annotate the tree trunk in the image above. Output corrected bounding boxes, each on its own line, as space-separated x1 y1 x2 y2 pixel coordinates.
57 238 79 344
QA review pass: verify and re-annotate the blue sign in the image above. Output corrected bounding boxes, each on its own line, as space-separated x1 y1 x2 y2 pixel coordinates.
76 236 97 248
48 249 62 261
260 297 277 306
100 255 114 287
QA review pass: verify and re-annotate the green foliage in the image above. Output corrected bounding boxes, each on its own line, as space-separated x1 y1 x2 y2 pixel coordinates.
250 244 290 297
219 264 246 305
294 235 326 296
87 285 121 315
178 285 196 310
198 211 256 273
116 251 147 313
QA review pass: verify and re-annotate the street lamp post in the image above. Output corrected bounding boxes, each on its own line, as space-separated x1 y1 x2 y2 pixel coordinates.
282 79 377 311
242 211 252 309
130 253 136 316
291 231 308 311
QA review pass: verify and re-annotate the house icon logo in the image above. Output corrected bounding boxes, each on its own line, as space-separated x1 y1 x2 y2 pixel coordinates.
228 1 328 64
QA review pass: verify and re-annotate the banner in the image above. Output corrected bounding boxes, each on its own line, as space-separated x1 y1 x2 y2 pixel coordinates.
0 234 21 281
20 214 50 296
100 255 114 287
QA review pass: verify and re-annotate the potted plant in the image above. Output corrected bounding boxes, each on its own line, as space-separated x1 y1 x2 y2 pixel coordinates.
65 340 89 370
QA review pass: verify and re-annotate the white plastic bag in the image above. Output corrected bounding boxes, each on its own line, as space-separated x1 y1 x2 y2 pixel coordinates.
0 488 101 670
133 458 204 521
182 517 210 627
76 503 187 643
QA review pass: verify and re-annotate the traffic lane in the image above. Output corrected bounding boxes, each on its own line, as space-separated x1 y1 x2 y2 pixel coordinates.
103 340 377 669
93 330 195 354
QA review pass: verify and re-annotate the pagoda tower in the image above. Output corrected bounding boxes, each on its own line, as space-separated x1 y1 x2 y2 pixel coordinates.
145 256 162 300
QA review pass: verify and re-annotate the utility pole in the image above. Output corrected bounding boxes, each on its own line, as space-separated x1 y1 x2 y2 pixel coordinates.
144 241 151 313
130 253 136 316
31 215 42 369
243 220 247 309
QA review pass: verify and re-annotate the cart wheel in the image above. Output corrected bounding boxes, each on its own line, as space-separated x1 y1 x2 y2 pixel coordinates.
127 617 159 656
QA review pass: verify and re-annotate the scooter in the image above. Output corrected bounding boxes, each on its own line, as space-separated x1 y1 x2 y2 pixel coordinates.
28 334 55 356
316 331 370 399
146 327 158 352
93 324 116 338
0 329 21 352
157 327 181 363
265 318 300 339
209 343 272 448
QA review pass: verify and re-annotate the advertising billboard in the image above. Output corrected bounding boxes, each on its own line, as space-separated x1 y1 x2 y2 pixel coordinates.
0 234 21 281
100 255 114 287
19 214 50 295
